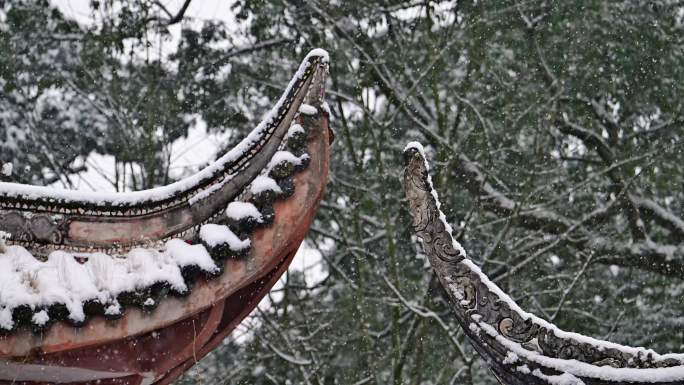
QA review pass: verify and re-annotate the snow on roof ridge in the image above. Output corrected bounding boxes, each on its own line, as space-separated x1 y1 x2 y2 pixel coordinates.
226 201 263 223
0 51 327 206
0 94 319 331
406 141 684 365
0 125 315 330
405 141 467 258
305 48 329 63
267 151 308 170
0 231 8 253
250 175 282 195
200 224 250 251
477 322 684 383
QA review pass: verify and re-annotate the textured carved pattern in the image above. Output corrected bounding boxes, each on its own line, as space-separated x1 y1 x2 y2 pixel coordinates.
0 211 64 245
402 145 684 384
0 56 328 254
403 148 463 265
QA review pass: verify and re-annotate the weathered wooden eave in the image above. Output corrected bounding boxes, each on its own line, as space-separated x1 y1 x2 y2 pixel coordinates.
0 50 331 385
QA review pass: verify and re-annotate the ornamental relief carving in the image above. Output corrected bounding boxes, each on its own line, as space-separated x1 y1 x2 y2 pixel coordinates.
0 210 65 245
402 147 683 374
403 152 463 266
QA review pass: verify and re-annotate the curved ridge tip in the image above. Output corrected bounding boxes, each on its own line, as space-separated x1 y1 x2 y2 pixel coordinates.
403 141 427 167
402 141 467 260
304 48 329 63
403 141 425 154
401 142 684 383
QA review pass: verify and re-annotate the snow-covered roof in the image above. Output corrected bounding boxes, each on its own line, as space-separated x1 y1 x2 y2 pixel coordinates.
0 128 309 331
0 49 328 256
0 49 328 208
0 50 329 333
0 114 315 332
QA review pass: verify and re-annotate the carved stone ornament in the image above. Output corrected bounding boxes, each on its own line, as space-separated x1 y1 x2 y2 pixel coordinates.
403 142 684 385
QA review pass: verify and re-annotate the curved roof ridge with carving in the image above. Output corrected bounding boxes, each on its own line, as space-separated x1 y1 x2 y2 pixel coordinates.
0 50 328 254
0 49 328 207
403 141 684 385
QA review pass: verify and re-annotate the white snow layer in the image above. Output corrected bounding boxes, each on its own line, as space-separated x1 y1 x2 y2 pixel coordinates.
199 224 250 250
299 104 318 115
226 201 263 222
250 175 282 195
31 310 49 326
0 231 7 253
0 47 328 329
406 141 684 383
166 238 219 272
1 163 12 177
267 151 309 170
0 49 328 206
321 101 331 115
287 123 305 138
0 236 223 329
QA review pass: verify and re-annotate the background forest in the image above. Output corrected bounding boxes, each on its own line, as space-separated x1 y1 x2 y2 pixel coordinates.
2 1 684 384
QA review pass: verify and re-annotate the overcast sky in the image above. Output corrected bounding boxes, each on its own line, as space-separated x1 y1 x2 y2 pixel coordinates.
52 0 241 59
52 0 236 26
